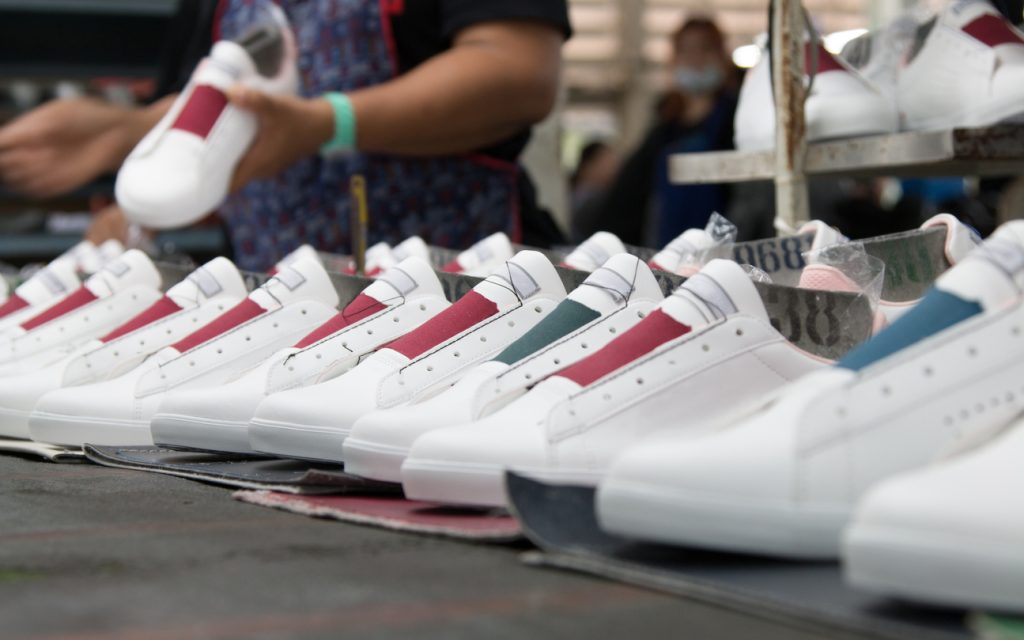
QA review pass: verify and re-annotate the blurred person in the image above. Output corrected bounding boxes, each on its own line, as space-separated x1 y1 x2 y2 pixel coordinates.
575 16 738 247
569 140 619 239
0 0 571 270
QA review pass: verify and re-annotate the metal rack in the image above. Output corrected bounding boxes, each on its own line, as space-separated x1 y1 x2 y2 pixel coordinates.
668 0 1024 233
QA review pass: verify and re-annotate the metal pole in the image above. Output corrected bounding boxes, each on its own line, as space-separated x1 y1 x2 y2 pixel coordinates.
771 0 811 234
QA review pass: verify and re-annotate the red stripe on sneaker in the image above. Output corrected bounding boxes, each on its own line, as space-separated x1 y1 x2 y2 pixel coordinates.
100 296 183 343
0 294 29 319
556 309 690 387
805 43 846 74
385 290 496 359
170 298 264 353
171 85 228 139
441 260 463 273
293 293 387 349
20 286 98 331
963 14 1024 47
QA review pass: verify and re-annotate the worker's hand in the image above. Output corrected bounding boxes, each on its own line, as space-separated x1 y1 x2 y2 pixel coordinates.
227 87 334 192
85 203 130 245
0 98 137 198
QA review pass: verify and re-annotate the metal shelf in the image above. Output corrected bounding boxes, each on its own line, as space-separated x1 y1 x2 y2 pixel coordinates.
0 229 226 262
669 125 1024 185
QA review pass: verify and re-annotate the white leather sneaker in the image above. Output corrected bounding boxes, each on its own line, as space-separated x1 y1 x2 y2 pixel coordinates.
0 259 80 335
342 236 431 277
0 258 247 439
735 38 898 150
596 222 1024 559
344 255 665 482
440 232 515 277
29 254 337 447
898 0 1024 131
0 250 164 379
649 228 717 274
401 258 875 507
560 232 627 272
843 418 1024 614
251 250 565 463
153 257 448 454
117 18 298 229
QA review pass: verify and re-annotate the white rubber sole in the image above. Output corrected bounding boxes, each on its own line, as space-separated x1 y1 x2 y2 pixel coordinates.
151 413 254 454
339 437 408 483
843 523 1024 614
0 405 32 439
401 458 603 508
904 95 1024 132
247 418 347 462
596 478 849 559
28 410 153 447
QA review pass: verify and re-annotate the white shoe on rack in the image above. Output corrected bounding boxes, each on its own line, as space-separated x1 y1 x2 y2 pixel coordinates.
153 257 448 454
344 254 664 482
898 0 1024 131
401 258 875 507
29 254 335 448
251 251 565 463
735 37 898 150
560 232 628 272
843 418 1024 614
440 233 515 277
0 258 247 439
596 222 1024 559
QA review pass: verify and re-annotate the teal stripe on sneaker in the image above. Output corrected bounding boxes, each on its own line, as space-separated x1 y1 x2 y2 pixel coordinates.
839 289 982 371
493 299 601 365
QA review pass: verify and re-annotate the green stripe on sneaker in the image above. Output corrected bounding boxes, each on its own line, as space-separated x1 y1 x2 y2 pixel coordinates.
493 299 601 365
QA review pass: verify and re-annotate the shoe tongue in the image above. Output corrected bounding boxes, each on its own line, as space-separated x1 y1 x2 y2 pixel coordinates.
445 232 513 274
249 254 339 311
650 228 716 272
165 257 248 308
569 254 664 315
63 240 103 274
11 259 80 307
273 244 321 273
921 213 982 265
97 239 125 264
84 249 162 298
392 236 430 262
476 250 565 308
660 259 769 328
937 220 1024 310
199 41 257 89
799 220 849 253
562 232 627 272
359 256 444 305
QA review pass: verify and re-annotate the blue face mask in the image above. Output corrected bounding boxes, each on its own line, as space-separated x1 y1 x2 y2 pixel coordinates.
674 65 723 94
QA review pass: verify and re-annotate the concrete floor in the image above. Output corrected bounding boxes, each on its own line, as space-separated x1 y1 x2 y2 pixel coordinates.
0 453 871 640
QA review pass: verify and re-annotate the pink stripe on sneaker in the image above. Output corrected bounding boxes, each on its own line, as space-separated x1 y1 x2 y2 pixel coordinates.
556 309 690 387
963 14 1024 47
100 296 182 343
440 260 463 273
170 298 264 353
293 293 387 349
385 290 497 359
171 85 228 139
0 294 29 319
20 286 98 331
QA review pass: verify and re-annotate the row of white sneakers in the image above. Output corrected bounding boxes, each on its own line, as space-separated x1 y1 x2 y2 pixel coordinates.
736 0 1024 149
592 221 1024 615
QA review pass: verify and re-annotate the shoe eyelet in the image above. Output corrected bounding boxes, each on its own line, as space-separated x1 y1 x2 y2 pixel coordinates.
534 306 542 313
603 394 611 401
669 360 676 366
112 351 119 357
553 358 561 365
393 317 399 323
1013 326 1021 336
342 342 348 348
735 329 743 337
637 311 645 318
609 327 616 334
701 345 709 352
426 365 434 372
507 320 515 327
288 366 295 372
480 336 487 342
301 309 307 315
245 336 251 342
189 361 195 367
367 329 374 335
453 351 460 358
881 385 891 396
273 323 279 329
316 354 322 360
968 346 978 357
923 366 933 377
167 330 172 335
216 349 223 354
419 304 426 311
581 343 588 349
525 373 532 380
636 378 643 385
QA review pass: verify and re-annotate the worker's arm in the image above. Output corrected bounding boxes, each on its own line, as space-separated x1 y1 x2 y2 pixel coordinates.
229 20 564 190
0 96 174 198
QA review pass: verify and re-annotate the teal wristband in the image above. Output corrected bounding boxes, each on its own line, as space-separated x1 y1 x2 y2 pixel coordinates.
321 92 357 155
